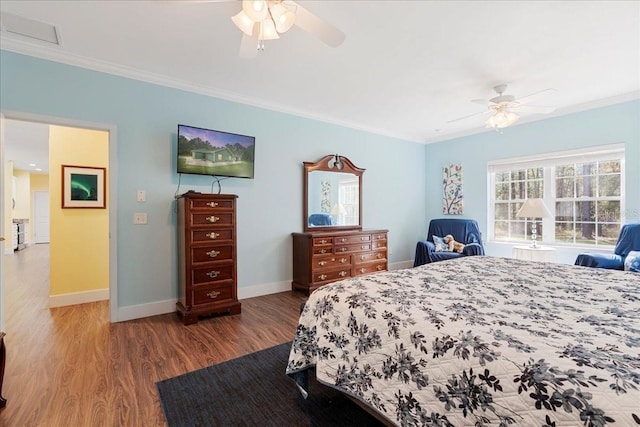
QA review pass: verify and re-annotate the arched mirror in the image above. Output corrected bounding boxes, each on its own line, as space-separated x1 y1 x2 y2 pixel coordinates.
303 154 364 232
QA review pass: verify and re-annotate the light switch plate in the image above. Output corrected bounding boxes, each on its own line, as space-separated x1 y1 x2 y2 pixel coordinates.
137 190 146 202
134 212 147 225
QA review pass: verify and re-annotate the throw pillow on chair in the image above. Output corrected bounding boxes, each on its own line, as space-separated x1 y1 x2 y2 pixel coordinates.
624 251 640 272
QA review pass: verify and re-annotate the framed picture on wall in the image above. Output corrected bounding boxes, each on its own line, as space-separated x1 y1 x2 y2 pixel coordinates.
61 165 106 208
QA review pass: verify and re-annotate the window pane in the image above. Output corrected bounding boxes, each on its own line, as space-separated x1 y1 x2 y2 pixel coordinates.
556 177 574 198
577 176 595 197
495 183 510 200
576 162 596 176
555 201 574 222
495 203 508 220
527 168 543 179
599 161 620 174
555 222 575 243
511 170 525 180
598 224 620 245
597 200 620 222
511 221 526 239
598 174 621 197
527 180 543 198
494 221 508 239
510 202 523 219
575 222 596 243
510 182 525 200
495 172 510 182
576 201 595 221
556 165 575 177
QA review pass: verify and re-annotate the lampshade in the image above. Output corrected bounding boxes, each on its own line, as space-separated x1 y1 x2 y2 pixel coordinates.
270 3 296 33
259 19 279 40
516 198 553 219
242 0 268 21
231 11 255 36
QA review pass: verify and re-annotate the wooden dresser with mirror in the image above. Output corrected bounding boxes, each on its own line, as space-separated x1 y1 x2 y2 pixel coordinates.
292 154 388 295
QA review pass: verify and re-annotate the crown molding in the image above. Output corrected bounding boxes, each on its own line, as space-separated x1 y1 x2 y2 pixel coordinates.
0 37 423 143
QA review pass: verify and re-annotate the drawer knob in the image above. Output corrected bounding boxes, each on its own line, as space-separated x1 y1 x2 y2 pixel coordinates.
318 260 327 266
206 215 220 223
320 249 327 254
361 237 367 241
320 239 327 244
360 255 366 260
341 238 347 243
319 274 327 280
206 270 220 279
206 290 221 299
206 232 220 240
339 258 347 263
206 202 219 208
359 268 366 273
339 271 347 277
340 247 347 252
377 253 382 259
377 265 383 270
206 250 220 258
361 245 367 249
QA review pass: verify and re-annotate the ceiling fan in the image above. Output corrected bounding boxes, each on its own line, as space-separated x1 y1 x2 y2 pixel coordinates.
448 84 556 130
163 0 345 58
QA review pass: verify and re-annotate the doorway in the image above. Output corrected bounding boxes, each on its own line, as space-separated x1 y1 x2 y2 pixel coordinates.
0 112 118 330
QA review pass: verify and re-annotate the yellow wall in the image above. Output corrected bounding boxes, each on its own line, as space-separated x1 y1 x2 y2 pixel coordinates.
49 125 109 295
30 173 49 243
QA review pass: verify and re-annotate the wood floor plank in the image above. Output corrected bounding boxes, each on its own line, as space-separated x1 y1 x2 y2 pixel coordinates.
0 244 307 426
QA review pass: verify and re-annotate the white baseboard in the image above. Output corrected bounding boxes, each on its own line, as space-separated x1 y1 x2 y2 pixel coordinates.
390 260 414 271
49 288 109 308
116 298 177 322
111 265 414 323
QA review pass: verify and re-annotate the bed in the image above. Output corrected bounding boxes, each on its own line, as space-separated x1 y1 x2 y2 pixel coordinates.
286 256 640 426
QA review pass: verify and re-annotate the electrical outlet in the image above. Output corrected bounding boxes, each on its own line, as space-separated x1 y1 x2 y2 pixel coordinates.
137 190 146 202
134 212 147 225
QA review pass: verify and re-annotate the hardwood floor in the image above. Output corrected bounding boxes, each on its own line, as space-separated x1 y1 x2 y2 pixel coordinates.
0 244 307 426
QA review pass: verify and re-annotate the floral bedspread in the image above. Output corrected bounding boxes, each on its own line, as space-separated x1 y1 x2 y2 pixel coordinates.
286 256 640 426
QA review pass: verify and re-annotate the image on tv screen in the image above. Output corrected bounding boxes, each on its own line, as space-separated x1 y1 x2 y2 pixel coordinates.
177 124 255 179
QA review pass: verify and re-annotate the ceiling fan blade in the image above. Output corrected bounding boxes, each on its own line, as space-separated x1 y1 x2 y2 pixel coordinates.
517 88 556 104
517 104 557 114
239 28 258 59
288 1 345 47
471 99 489 105
447 110 487 123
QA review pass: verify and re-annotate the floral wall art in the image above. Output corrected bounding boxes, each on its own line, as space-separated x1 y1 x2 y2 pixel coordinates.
320 180 331 213
442 163 463 214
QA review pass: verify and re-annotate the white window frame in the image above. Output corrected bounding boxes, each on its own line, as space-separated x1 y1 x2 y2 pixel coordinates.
487 144 625 246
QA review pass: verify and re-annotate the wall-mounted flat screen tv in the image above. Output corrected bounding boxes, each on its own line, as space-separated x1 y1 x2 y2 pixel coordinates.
177 124 255 179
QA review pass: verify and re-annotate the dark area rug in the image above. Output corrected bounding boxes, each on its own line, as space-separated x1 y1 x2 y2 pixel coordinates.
156 342 385 427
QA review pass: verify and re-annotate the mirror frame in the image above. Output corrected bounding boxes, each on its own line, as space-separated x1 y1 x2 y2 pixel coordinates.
303 154 364 233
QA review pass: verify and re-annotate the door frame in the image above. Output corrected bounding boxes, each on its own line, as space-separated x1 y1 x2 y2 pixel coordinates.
0 110 119 324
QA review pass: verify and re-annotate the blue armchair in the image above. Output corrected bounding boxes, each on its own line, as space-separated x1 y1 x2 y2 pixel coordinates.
414 218 485 267
574 223 640 270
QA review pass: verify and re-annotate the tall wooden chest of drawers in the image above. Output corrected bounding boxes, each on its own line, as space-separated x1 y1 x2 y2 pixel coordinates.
176 191 241 325
292 229 388 295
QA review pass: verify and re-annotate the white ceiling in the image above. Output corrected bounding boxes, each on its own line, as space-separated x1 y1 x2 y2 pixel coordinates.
1 0 639 172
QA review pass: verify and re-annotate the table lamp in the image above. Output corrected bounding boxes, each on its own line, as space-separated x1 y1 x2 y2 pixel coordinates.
516 198 553 248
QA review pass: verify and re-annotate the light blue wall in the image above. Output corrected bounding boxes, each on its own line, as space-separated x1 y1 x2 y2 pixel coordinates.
0 50 427 309
425 100 640 262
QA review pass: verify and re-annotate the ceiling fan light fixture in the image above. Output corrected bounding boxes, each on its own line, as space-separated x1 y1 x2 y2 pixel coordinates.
231 11 255 36
259 19 280 41
242 0 269 21
485 110 519 129
270 4 296 33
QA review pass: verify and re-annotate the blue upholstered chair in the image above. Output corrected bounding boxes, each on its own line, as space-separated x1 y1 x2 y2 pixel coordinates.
308 213 333 226
414 218 485 267
574 223 640 270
